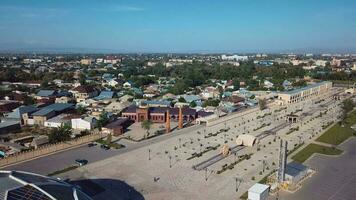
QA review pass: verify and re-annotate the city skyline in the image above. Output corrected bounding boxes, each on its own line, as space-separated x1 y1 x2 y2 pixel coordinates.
1 0 356 53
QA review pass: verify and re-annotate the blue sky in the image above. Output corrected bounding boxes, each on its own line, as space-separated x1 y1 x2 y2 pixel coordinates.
0 0 356 53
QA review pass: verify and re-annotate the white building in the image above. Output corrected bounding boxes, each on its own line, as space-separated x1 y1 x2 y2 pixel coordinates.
221 55 248 61
71 116 97 130
263 80 274 89
315 60 328 67
123 81 132 88
277 81 332 105
248 183 270 200
44 114 71 128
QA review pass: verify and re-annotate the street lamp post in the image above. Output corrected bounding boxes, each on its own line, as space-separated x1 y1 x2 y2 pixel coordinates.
148 149 151 161
169 155 172 168
235 177 242 192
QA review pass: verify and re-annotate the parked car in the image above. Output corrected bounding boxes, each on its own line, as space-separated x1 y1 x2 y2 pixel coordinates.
100 144 110 150
75 159 88 166
88 142 97 147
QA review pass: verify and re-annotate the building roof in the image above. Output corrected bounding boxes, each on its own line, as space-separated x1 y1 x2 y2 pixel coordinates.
94 91 115 100
279 81 331 95
248 183 269 194
5 105 38 119
104 117 129 129
122 106 197 116
31 104 74 117
45 114 71 123
0 121 20 129
143 100 171 106
32 109 54 116
0 170 92 200
72 85 96 93
37 90 57 97
181 95 201 103
42 103 74 112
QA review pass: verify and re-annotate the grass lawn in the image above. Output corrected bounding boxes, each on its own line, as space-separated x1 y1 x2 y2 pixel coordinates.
292 143 343 163
316 111 356 145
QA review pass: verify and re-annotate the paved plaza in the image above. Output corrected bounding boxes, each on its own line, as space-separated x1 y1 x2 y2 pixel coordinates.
53 88 344 200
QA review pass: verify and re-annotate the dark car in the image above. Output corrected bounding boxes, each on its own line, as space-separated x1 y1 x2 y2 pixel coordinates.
88 142 97 147
75 159 88 166
100 144 110 150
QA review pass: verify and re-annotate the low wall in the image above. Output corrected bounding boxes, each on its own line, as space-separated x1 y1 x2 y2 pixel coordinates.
0 132 105 168
207 107 260 127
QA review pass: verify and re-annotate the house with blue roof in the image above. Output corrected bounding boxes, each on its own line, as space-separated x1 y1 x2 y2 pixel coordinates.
37 90 57 97
3 105 38 125
94 91 116 100
143 100 171 108
180 95 202 107
102 73 115 81
36 90 58 104
23 103 75 126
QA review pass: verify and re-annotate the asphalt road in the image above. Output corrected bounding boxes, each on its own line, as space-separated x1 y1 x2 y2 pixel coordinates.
282 138 356 200
3 124 203 175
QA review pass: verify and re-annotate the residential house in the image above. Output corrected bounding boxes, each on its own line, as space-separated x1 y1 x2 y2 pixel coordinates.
263 80 274 89
35 90 58 104
201 87 220 99
70 85 98 102
123 81 133 88
0 121 21 135
0 100 20 117
94 91 115 101
3 105 38 125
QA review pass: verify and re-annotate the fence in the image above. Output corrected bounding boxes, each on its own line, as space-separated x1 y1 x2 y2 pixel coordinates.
0 132 105 168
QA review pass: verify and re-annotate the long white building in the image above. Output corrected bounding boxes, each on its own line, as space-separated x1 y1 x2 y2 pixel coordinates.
277 81 332 105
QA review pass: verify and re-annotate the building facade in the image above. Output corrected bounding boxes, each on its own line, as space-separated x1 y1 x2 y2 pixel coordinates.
122 105 202 123
277 81 332 105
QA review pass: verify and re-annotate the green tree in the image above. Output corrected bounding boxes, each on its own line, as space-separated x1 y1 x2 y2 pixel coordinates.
141 120 153 135
203 99 220 107
23 95 35 105
76 105 86 115
106 133 112 144
178 96 186 103
190 101 197 107
48 124 72 143
341 99 355 122
97 111 109 130
79 74 86 85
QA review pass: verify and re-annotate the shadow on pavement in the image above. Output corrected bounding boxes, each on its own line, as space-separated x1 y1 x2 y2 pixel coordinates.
70 178 145 200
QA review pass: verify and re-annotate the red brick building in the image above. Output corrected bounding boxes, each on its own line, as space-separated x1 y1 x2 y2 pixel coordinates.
122 105 209 123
